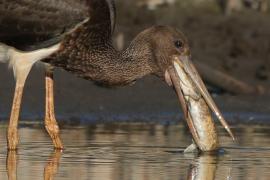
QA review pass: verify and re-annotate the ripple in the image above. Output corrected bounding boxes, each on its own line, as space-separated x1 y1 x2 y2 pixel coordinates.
0 124 270 179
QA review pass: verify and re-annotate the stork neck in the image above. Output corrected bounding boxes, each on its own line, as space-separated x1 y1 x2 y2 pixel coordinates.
95 42 153 86
47 26 156 86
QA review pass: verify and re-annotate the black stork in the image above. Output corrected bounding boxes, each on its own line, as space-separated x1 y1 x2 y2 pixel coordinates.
0 0 234 151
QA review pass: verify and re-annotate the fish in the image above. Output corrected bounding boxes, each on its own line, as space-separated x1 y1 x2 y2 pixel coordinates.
166 55 235 151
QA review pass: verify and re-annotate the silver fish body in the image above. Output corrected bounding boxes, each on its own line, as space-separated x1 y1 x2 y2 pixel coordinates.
172 60 219 151
187 97 218 151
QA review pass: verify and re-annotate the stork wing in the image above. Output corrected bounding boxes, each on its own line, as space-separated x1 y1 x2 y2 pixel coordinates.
0 0 116 50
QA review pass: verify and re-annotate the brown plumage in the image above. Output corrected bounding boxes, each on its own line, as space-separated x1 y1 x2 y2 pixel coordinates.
37 0 187 86
0 0 188 86
45 25 188 86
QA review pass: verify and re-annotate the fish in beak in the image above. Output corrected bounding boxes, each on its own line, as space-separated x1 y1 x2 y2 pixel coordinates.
165 55 235 151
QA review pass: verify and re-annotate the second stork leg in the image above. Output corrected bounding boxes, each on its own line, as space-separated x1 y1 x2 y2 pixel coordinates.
45 66 63 149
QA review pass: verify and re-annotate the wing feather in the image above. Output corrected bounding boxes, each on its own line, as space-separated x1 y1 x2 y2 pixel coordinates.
0 0 116 50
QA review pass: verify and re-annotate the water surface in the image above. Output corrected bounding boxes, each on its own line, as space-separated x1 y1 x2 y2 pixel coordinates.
0 122 270 180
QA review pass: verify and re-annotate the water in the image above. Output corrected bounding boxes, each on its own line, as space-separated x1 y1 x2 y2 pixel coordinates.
0 123 270 180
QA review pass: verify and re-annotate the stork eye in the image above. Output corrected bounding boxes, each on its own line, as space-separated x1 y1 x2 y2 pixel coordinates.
174 40 183 49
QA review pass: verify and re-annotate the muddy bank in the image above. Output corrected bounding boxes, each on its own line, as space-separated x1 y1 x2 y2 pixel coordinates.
0 65 269 124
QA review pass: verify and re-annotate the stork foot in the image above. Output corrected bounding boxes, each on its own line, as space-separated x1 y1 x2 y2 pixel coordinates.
45 118 63 150
45 66 63 150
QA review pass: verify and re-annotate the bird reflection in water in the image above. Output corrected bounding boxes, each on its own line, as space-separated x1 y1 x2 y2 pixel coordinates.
6 150 62 180
44 150 62 180
7 151 17 180
187 153 232 180
6 149 232 180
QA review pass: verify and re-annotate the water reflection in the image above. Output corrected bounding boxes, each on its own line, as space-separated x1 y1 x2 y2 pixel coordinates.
0 123 270 180
6 148 225 180
187 154 218 180
187 153 232 180
44 150 62 180
7 151 17 180
6 150 62 180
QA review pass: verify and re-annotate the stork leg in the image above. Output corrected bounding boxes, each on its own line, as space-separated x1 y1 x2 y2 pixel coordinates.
45 66 63 149
7 80 26 150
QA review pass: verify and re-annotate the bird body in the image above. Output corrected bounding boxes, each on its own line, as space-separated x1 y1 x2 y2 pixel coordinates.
0 0 88 50
0 0 152 86
0 0 234 151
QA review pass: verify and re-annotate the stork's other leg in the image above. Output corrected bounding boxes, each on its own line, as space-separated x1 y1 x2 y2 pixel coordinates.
45 66 63 149
7 80 26 150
